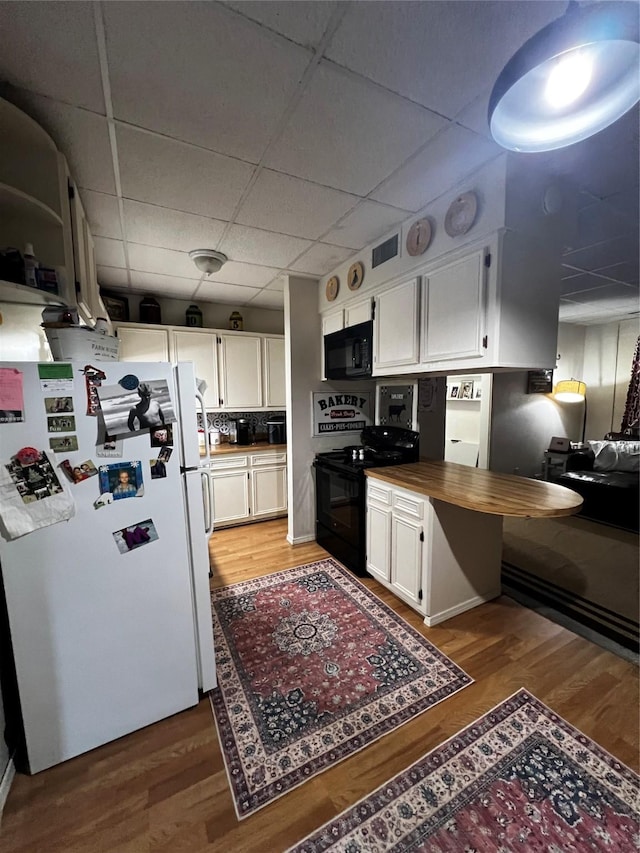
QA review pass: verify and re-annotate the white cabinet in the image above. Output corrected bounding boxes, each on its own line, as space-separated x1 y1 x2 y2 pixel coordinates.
217 334 263 410
345 297 372 328
210 449 287 528
373 276 420 373
115 323 170 362
113 324 284 411
366 478 502 626
262 336 286 408
420 246 486 364
0 96 76 311
172 329 220 411
68 177 108 325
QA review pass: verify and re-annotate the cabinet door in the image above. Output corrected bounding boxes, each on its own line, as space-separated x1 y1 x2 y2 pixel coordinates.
345 298 372 328
116 325 170 361
421 247 487 363
390 514 423 611
211 470 250 525
366 502 391 582
262 336 285 408
69 182 101 323
172 330 220 410
218 334 263 409
251 466 287 518
374 277 420 371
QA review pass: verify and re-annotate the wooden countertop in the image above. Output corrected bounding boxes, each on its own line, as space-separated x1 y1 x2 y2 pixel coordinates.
365 460 583 518
201 442 287 457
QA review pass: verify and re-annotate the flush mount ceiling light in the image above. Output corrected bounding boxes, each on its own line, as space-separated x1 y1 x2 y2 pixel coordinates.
488 1 639 152
189 249 227 276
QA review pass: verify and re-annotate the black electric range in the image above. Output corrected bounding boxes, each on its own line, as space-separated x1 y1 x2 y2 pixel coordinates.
313 426 419 576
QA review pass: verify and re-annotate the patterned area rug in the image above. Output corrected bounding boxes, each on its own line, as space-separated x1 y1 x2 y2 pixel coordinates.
209 558 472 819
288 689 640 852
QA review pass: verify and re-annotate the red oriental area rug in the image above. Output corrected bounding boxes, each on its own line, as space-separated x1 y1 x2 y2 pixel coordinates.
288 689 640 852
209 558 472 818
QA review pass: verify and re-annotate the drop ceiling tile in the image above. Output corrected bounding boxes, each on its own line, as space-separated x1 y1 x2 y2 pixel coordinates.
576 202 635 249
326 1 564 117
563 234 640 272
94 237 126 269
81 191 122 240
264 62 447 195
123 200 226 253
223 1 338 47
8 92 116 194
103 2 311 163
193 281 262 305
372 124 500 211
0 2 104 112
127 244 201 280
322 200 410 250
289 243 355 276
247 289 285 310
237 169 358 239
129 270 200 300
560 281 639 306
455 89 493 139
117 125 255 220
266 277 286 292
594 262 639 288
96 266 129 289
206 261 281 288
219 224 312 267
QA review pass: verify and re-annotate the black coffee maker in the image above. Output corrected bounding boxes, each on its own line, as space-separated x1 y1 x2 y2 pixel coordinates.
236 418 252 446
267 417 286 445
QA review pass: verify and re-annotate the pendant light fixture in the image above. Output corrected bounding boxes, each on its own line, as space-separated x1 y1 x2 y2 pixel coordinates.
488 1 639 152
189 249 227 276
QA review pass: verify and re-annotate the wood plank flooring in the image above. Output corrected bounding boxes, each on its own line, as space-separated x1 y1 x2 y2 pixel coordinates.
2 519 638 852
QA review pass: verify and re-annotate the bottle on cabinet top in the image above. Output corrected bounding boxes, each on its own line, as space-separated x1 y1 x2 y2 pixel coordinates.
185 304 203 327
139 296 161 324
23 243 39 287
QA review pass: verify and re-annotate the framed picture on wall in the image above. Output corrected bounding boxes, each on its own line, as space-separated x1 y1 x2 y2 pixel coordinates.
447 383 460 400
101 291 129 322
460 380 474 400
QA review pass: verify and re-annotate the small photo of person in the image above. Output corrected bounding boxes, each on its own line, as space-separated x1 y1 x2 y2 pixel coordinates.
45 396 74 414
99 461 144 500
150 457 166 479
112 518 159 554
61 459 99 483
150 425 173 447
96 380 176 437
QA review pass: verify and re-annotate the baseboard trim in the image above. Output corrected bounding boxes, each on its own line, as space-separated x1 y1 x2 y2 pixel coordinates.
424 589 501 627
0 757 15 826
286 533 316 545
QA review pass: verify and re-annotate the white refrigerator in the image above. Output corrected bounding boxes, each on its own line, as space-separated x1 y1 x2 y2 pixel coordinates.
0 359 216 773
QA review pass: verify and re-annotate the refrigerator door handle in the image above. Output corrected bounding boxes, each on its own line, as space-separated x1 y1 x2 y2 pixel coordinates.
196 390 211 463
201 469 215 536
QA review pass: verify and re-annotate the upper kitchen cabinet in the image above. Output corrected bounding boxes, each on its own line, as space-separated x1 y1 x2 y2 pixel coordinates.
344 296 373 329
115 322 171 362
0 97 75 308
373 276 420 373
68 177 109 326
172 329 220 411
262 336 286 408
419 230 561 375
218 333 263 410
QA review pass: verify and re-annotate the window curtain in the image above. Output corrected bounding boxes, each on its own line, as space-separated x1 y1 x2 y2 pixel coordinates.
620 335 640 435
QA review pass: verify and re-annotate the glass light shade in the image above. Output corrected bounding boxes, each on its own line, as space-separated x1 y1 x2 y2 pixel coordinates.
554 379 587 402
489 2 640 152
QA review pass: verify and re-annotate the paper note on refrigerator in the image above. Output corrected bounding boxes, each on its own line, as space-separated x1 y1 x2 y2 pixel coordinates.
0 367 25 423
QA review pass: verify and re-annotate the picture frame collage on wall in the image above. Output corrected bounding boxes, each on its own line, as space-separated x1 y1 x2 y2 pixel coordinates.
447 379 482 401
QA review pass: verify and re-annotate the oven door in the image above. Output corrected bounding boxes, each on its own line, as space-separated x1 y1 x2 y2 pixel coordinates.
314 462 367 576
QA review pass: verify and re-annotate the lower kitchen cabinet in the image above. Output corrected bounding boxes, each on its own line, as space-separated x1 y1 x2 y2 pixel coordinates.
210 449 287 528
366 478 502 626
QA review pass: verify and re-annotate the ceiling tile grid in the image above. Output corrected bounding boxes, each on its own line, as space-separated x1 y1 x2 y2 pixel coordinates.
0 0 636 324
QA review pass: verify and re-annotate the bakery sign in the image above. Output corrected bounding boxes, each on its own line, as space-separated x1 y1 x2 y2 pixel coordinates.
312 391 372 436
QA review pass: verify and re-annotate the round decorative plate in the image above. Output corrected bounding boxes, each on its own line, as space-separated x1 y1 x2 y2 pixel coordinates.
347 261 364 291
445 191 478 237
326 276 339 302
406 218 433 256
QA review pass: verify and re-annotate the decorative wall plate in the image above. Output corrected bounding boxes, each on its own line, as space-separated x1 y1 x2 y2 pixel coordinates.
445 191 478 237
347 261 364 291
326 276 339 301
406 218 433 256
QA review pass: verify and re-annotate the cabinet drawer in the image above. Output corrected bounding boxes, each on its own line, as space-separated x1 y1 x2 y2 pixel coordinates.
250 452 287 467
209 454 249 471
367 483 392 505
392 492 424 519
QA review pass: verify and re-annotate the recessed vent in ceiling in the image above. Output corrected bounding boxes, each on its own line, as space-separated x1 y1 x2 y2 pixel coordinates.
372 234 398 269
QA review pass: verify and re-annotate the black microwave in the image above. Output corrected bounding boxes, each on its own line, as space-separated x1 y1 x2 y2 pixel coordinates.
324 320 373 380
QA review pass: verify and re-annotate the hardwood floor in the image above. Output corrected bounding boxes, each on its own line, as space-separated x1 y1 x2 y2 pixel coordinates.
2 518 638 852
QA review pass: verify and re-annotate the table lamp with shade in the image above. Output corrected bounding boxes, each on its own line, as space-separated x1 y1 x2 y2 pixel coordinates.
554 378 588 444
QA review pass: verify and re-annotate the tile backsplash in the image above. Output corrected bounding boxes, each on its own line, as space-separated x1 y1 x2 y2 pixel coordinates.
197 411 285 439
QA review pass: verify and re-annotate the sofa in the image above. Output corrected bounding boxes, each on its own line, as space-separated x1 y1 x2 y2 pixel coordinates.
557 438 639 534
